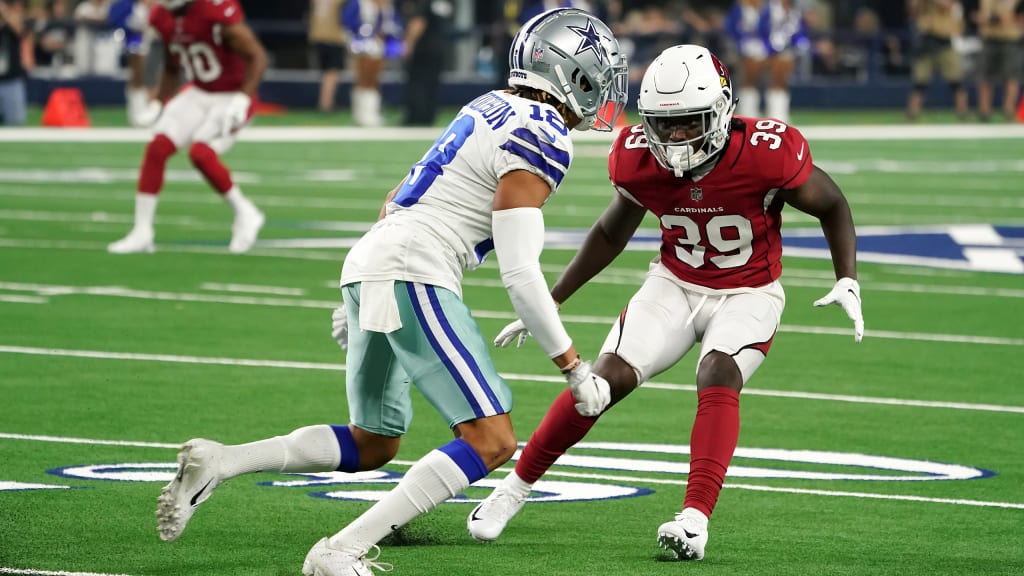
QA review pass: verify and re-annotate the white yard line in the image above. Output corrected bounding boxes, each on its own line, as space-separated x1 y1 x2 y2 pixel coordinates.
1 345 1021 414
1 279 1021 345
200 282 306 296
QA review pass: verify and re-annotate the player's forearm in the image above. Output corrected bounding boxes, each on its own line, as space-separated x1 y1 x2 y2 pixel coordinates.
819 200 858 280
155 66 180 102
550 224 626 305
377 181 403 220
238 48 267 97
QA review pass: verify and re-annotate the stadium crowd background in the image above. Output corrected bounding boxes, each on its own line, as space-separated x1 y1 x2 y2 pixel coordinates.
2 0 1023 124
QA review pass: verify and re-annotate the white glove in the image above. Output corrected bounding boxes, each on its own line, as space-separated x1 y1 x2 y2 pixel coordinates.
220 92 252 137
131 99 163 128
331 306 348 350
494 318 529 348
565 359 611 417
813 277 864 343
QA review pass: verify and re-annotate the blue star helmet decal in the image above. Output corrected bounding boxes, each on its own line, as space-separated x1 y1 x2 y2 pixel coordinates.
567 19 605 64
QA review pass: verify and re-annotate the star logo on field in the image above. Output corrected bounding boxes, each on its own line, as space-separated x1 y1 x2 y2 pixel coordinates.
567 19 605 64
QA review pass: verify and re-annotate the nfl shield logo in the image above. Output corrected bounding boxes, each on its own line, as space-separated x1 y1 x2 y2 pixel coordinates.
532 47 544 61
690 187 703 202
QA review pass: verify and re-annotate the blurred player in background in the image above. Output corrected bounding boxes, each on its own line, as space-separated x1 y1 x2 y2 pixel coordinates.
727 0 808 122
341 0 402 126
108 0 267 254
468 43 863 562
108 0 154 126
153 8 627 575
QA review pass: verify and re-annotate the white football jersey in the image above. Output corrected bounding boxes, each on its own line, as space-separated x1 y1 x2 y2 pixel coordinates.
341 90 575 296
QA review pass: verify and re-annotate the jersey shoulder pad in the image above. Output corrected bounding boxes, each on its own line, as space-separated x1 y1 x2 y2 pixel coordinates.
742 117 812 189
496 97 574 189
197 0 244 25
608 124 653 187
149 4 170 29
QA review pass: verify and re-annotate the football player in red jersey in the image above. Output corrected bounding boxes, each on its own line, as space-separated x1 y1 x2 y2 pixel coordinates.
468 44 865 561
108 0 267 254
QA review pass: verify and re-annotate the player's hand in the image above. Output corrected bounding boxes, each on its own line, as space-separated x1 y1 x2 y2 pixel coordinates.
220 92 251 137
813 277 864 343
565 360 611 417
494 319 529 348
331 306 348 350
131 100 163 128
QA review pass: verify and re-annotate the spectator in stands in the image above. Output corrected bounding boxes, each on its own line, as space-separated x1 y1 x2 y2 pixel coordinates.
400 0 452 126
906 0 968 121
33 0 73 68
0 0 31 126
309 0 346 113
975 0 1022 121
341 0 403 127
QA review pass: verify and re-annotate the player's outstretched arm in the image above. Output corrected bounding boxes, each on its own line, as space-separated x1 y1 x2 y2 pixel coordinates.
781 165 864 342
223 21 267 97
551 194 647 306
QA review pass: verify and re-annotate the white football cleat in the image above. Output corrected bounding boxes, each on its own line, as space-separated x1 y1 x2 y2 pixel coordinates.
657 507 709 561
466 484 527 542
108 228 155 254
302 538 392 576
156 438 224 542
228 204 265 253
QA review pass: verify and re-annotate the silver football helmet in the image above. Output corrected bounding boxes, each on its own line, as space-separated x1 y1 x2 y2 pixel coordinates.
508 8 628 132
638 44 737 175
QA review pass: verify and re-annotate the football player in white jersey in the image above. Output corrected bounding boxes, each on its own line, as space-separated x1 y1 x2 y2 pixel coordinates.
153 8 627 575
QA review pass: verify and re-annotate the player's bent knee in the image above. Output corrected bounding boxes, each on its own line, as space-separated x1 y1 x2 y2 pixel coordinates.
187 142 217 166
350 425 402 469
696 351 743 392
456 416 516 471
145 134 177 162
594 353 640 403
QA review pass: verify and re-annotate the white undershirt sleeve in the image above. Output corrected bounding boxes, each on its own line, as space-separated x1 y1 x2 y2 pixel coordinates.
491 207 572 359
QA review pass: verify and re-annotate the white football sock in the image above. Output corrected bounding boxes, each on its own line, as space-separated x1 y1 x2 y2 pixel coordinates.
767 89 790 123
328 447 473 556
737 87 761 118
219 424 342 479
501 469 533 497
132 193 158 233
222 186 254 214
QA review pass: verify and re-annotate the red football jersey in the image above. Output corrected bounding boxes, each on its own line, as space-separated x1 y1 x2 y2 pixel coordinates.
609 117 813 290
151 0 247 93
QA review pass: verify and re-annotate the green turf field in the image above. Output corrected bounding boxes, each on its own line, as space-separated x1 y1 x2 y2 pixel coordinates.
1 122 1023 576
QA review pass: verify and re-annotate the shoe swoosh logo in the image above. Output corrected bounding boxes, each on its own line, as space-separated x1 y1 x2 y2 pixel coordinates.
469 505 484 522
190 478 214 507
683 530 699 539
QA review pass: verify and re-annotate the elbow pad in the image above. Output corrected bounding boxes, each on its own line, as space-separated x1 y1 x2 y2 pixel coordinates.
492 207 571 359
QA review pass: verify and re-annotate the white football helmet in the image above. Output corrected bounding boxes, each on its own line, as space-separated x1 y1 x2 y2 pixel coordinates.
508 8 628 131
638 44 737 175
159 0 192 10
